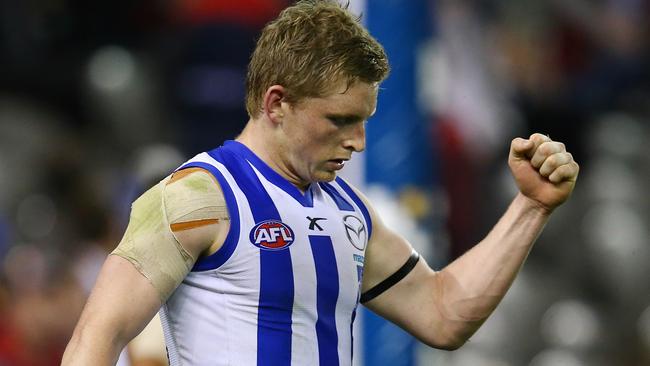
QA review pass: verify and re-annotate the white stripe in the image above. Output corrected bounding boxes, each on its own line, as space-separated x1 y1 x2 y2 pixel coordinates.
163 155 262 365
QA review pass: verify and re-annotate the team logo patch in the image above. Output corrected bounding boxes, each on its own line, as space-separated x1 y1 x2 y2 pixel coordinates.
343 215 366 250
249 220 295 251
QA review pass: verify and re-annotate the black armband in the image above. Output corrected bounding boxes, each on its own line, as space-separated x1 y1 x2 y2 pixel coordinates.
360 251 420 304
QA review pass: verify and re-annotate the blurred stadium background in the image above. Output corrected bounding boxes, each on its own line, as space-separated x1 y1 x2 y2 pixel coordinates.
0 0 649 365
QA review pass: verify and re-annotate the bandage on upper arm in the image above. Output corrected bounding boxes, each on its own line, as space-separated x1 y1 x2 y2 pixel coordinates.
112 168 229 302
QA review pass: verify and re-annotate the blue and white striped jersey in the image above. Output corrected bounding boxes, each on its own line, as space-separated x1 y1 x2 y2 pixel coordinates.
160 141 372 366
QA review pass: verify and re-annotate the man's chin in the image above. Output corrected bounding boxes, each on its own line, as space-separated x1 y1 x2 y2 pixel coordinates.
313 171 337 183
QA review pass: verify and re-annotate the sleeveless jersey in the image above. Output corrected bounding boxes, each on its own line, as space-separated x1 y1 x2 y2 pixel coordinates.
160 141 372 366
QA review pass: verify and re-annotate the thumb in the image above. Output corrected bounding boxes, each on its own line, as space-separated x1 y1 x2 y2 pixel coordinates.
510 137 534 160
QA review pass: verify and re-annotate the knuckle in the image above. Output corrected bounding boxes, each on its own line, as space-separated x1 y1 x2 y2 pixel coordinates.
551 153 563 164
530 133 546 144
544 157 556 169
511 138 520 147
539 142 553 155
549 142 562 153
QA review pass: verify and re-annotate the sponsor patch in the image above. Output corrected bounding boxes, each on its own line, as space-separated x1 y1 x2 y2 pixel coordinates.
343 215 366 250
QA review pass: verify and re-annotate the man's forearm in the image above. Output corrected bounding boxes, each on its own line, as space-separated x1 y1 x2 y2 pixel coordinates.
435 193 550 338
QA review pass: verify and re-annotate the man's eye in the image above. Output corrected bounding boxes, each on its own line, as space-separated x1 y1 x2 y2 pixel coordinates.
329 117 356 126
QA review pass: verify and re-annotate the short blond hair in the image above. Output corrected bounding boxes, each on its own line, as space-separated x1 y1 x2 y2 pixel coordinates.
245 0 389 118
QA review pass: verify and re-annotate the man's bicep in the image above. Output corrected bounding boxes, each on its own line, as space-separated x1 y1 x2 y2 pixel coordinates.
112 178 197 303
361 256 446 346
360 221 416 294
341 182 445 343
113 169 229 303
357 193 448 347
336 182 415 294
361 217 437 310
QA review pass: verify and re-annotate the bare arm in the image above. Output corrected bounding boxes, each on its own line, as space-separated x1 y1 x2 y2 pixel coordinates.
62 169 228 365
62 255 162 365
361 133 579 349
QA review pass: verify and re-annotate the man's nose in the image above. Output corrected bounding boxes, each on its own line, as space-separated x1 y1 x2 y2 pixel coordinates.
342 122 366 153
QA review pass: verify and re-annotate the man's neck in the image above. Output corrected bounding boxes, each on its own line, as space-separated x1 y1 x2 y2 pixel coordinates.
235 120 309 192
236 119 276 164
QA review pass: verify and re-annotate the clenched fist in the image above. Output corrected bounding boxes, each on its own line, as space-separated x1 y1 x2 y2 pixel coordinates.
508 133 579 213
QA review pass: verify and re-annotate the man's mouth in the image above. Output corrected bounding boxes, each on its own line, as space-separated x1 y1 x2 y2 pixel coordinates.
327 159 347 170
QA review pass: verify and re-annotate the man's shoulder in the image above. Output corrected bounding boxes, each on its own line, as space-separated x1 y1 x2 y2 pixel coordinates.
164 167 226 212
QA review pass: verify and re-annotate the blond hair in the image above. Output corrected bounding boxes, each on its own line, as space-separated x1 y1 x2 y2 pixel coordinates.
245 0 389 118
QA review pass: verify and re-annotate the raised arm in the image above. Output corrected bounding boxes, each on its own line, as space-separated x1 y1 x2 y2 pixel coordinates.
62 168 229 365
360 133 579 349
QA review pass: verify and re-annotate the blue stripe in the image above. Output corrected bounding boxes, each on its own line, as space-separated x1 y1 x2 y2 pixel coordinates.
258 250 293 366
174 162 240 272
221 140 314 207
335 177 373 239
309 235 340 366
318 182 355 211
208 147 294 366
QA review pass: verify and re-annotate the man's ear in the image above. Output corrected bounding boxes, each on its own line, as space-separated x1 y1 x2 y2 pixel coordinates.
263 85 287 124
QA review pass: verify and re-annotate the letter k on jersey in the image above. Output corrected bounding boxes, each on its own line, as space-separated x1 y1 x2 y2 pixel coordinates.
306 216 327 231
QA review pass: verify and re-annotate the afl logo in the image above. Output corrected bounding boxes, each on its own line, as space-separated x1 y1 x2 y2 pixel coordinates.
249 220 295 251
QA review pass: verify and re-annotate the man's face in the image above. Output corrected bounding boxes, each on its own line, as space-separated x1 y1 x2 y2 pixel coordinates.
276 80 378 187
